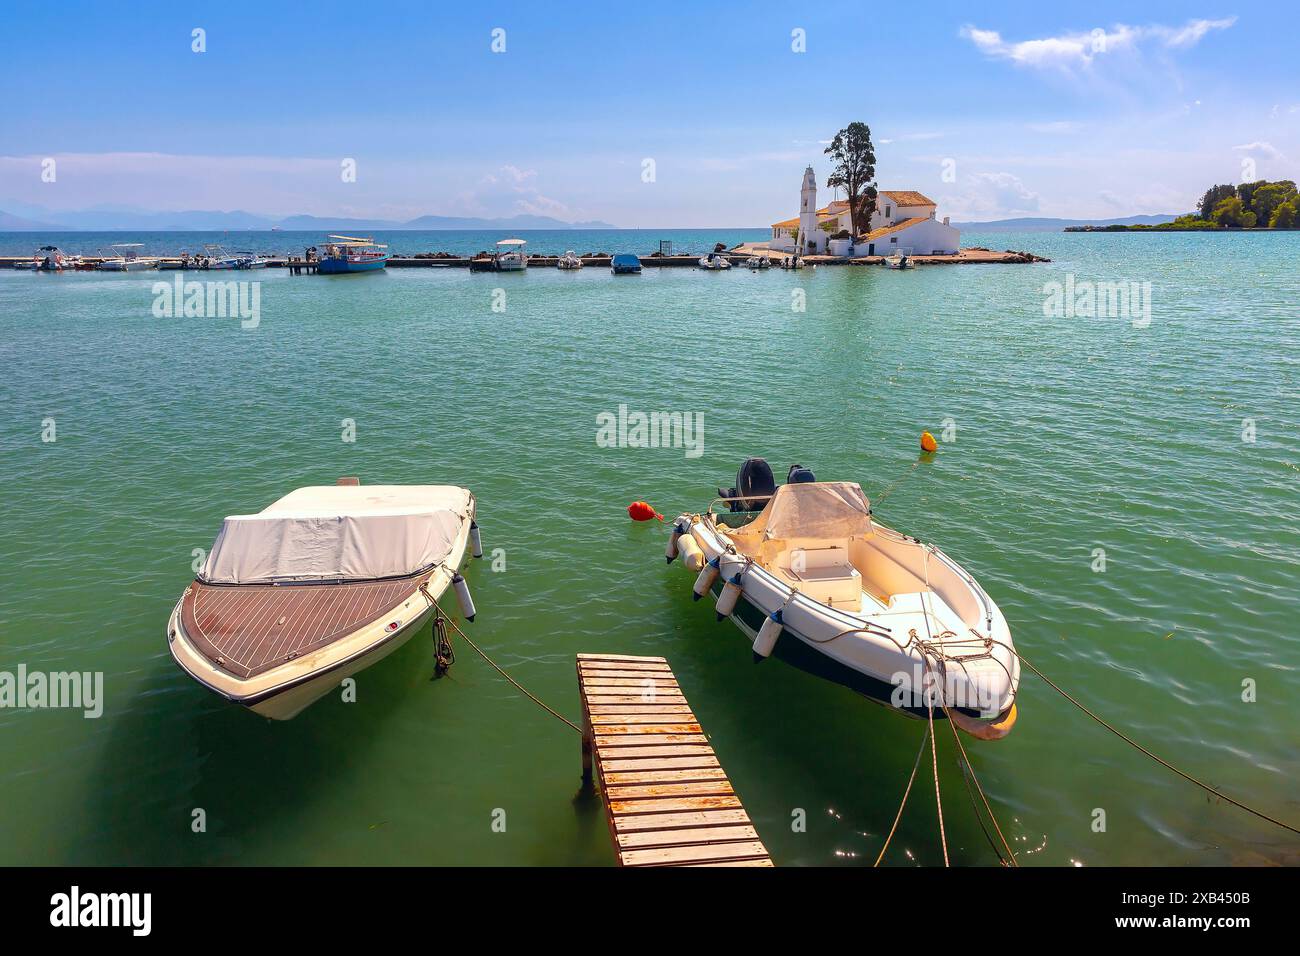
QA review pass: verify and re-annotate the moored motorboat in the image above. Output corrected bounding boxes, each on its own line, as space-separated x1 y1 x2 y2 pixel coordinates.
665 459 1019 739
745 255 771 270
36 246 71 271
97 243 160 271
167 480 481 720
557 250 583 270
884 250 914 269
611 253 642 274
317 235 389 274
698 251 731 270
491 238 528 271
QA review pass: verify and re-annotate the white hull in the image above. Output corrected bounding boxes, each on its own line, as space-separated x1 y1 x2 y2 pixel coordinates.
168 496 475 720
673 508 1019 733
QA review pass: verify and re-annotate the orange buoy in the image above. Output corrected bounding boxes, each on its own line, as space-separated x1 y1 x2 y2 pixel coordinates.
628 501 664 522
920 431 938 453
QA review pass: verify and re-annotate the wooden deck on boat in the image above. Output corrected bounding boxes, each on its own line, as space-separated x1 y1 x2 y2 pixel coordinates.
577 653 773 867
181 573 426 678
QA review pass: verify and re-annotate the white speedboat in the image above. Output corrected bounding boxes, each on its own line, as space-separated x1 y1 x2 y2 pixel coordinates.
557 250 583 270
36 246 71 271
666 459 1019 739
884 250 914 269
168 480 482 720
698 251 731 270
779 255 803 270
492 238 528 271
98 243 160 271
745 256 771 270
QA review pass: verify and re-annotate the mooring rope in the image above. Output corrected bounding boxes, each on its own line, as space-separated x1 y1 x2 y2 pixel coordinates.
978 638 1300 836
874 724 930 867
420 583 582 734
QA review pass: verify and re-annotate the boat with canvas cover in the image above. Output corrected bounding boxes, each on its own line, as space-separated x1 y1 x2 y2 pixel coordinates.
666 459 1019 739
167 481 481 720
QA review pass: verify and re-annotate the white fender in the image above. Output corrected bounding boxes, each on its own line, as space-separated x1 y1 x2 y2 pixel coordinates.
677 533 705 572
692 557 720 601
469 521 483 559
753 610 783 658
715 572 744 621
665 523 683 564
452 573 476 622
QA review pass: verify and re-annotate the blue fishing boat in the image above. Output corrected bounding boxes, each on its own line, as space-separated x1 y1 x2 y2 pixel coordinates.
316 235 390 274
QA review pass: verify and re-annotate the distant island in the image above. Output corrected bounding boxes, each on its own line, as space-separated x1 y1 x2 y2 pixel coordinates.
0 205 617 232
952 215 1181 232
1065 180 1298 232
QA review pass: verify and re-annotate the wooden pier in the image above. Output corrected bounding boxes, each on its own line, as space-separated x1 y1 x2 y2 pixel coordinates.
577 653 773 867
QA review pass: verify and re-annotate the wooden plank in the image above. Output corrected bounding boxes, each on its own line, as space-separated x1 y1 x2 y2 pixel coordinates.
603 780 734 800
616 825 760 849
577 652 772 868
610 808 750 832
588 712 698 725
587 697 691 712
603 767 728 785
596 744 715 759
600 755 720 773
587 704 695 715
607 795 742 815
577 669 680 681
591 723 702 736
620 841 772 867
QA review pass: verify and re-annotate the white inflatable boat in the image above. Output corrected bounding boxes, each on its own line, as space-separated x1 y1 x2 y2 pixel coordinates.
666 460 1019 739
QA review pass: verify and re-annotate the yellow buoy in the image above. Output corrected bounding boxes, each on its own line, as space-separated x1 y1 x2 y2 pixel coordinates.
920 431 938 453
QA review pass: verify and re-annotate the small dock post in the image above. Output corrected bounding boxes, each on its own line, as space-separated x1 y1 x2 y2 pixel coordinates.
576 653 773 867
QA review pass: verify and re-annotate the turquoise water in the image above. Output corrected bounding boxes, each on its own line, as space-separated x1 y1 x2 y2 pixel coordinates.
1 230 1297 865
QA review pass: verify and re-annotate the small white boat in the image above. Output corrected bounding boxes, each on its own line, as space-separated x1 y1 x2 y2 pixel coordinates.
884 249 914 270
779 255 803 270
36 246 71 271
745 256 771 270
199 244 246 270
698 251 731 270
666 459 1019 740
557 250 583 270
492 238 528 271
98 243 160 271
168 480 481 720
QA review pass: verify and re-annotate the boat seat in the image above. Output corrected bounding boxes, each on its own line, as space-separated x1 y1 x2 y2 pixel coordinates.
781 545 861 609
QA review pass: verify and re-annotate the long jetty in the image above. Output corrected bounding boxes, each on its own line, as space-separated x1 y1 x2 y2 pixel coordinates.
2 248 1048 270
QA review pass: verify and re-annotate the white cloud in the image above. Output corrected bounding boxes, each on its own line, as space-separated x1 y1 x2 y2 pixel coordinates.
1233 141 1284 161
960 17 1236 71
941 171 1042 219
1028 121 1083 134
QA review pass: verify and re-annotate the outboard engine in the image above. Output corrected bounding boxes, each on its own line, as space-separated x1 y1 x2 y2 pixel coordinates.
720 457 777 512
787 464 816 484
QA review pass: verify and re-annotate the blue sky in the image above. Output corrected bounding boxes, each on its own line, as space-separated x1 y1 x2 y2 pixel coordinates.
1 1 1295 225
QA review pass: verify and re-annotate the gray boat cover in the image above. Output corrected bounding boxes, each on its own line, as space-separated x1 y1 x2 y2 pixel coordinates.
200 485 471 584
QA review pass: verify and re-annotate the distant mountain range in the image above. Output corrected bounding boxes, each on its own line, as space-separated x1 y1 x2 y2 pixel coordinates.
0 203 617 231
951 214 1185 232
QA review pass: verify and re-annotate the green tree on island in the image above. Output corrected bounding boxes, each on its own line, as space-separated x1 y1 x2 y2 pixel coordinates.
825 122 878 238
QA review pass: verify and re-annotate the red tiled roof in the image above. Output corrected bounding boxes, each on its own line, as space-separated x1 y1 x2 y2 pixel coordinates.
879 190 935 207
859 217 928 241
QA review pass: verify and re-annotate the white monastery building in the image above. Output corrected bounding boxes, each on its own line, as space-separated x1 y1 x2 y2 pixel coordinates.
769 165 960 257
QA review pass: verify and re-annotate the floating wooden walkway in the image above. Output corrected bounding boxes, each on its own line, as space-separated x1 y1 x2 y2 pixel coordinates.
577 653 773 867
